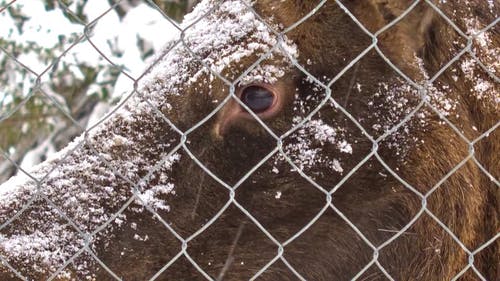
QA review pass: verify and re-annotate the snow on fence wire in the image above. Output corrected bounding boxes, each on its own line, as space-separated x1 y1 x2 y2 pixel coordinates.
0 0 498 280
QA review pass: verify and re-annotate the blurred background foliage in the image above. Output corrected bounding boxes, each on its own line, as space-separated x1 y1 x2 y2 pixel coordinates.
0 0 199 183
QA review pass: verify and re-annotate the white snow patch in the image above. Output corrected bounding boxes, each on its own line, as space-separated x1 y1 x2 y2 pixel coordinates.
274 191 282 199
459 18 499 104
280 117 351 175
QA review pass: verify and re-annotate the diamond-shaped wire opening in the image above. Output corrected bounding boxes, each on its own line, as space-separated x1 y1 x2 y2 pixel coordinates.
0 197 85 279
331 157 421 246
328 49 424 140
128 27 236 135
268 70 331 137
426 159 498 248
86 203 182 280
378 212 470 280
233 154 326 242
422 52 500 141
281 99 373 183
70 128 183 229
184 111 277 186
279 1 374 83
378 104 471 194
32 85 86 146
0 134 87 234
179 1 283 82
40 140 135 232
137 46 215 131
149 148 230 238
378 2 468 81
167 158 230 237
187 205 279 280
283 207 374 280
83 39 187 135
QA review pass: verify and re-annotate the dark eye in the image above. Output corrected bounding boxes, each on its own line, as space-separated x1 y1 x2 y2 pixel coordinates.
240 85 275 113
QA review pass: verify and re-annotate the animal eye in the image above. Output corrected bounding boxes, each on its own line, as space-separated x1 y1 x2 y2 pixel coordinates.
240 85 275 113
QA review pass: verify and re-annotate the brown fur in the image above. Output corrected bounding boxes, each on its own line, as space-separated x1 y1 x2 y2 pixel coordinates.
0 0 498 280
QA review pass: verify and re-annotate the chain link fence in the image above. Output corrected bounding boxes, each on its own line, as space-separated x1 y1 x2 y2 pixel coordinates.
0 0 498 280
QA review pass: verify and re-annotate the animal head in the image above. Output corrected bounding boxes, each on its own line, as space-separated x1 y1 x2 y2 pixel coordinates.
0 0 498 280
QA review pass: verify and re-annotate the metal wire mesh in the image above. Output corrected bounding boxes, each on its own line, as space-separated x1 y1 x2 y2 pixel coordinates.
0 0 498 280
